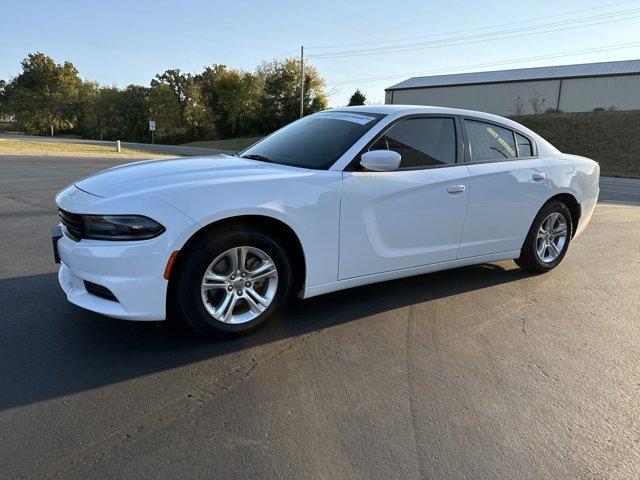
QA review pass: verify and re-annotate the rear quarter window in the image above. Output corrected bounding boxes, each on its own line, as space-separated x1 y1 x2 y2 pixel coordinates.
515 132 534 157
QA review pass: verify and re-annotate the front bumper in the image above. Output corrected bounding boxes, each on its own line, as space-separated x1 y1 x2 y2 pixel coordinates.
57 235 170 321
55 185 200 321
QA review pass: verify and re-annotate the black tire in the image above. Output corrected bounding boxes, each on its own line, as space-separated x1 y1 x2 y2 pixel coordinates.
172 225 292 336
515 200 573 273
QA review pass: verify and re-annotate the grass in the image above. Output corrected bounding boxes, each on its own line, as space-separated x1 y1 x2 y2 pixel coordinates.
512 110 640 178
0 138 173 159
183 136 264 152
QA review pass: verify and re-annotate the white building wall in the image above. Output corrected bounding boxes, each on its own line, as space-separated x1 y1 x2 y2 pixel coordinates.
387 80 560 116
386 74 640 115
559 75 640 111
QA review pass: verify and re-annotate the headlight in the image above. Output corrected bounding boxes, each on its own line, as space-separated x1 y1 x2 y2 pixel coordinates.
83 215 165 241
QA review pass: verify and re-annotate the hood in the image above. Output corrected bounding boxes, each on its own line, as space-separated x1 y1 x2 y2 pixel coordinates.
75 155 307 198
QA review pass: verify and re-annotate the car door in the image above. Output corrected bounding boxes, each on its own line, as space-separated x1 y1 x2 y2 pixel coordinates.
339 116 470 280
458 118 552 258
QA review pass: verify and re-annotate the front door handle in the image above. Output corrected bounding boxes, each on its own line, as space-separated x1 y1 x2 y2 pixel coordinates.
532 171 547 182
447 184 466 194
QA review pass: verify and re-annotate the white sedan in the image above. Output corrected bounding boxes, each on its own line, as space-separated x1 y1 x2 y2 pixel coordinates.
54 106 599 334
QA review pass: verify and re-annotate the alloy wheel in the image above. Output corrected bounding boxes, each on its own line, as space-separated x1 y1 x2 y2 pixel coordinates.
200 246 278 324
535 212 568 263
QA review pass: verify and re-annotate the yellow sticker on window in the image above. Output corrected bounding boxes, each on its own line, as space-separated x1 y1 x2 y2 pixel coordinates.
486 127 515 157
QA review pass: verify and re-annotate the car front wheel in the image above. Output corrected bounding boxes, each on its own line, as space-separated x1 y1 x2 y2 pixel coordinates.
173 225 292 335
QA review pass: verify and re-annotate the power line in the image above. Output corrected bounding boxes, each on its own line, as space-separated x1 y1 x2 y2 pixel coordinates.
305 0 639 50
308 8 640 59
325 42 640 86
238 49 300 70
233 2 640 71
309 8 640 58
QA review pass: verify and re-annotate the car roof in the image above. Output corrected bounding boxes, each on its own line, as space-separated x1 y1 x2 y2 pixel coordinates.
328 104 510 121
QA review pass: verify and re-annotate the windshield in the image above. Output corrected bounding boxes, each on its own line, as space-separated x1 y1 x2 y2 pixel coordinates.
239 111 385 169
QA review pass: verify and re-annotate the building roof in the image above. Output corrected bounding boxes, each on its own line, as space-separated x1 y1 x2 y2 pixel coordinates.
386 59 640 91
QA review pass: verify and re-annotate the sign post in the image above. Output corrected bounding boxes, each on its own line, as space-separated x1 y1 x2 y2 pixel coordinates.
149 120 156 144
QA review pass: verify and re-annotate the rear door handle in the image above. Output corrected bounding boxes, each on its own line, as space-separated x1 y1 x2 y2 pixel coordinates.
447 184 466 194
532 172 546 182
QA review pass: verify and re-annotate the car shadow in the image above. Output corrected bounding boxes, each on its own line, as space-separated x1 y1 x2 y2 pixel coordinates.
0 262 529 411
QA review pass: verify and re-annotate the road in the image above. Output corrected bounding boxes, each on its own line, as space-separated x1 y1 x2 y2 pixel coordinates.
1 154 639 479
0 132 233 157
600 176 640 204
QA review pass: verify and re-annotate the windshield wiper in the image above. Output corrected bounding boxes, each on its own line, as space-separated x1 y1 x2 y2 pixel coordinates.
241 154 274 163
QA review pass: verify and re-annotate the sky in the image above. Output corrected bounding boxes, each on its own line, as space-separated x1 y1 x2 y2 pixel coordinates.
2 0 640 107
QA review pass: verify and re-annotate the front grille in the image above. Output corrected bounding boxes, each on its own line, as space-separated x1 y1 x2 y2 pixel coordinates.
58 208 83 241
84 281 118 302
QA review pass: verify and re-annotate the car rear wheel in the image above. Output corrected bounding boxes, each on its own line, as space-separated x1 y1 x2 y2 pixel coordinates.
515 200 573 273
173 225 292 335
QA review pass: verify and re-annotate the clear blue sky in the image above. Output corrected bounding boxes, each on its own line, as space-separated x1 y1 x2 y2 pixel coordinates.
2 0 640 106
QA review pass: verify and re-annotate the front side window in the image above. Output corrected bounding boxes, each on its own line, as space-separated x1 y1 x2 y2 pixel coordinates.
240 111 385 169
466 120 516 161
370 117 456 169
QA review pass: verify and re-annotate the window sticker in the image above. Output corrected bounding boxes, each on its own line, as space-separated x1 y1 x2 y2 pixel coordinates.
486 126 516 157
316 112 377 125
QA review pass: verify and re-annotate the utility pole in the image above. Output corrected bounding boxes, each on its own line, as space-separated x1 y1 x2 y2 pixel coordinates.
299 45 304 118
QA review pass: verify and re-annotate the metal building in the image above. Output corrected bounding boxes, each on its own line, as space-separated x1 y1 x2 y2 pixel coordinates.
385 59 640 115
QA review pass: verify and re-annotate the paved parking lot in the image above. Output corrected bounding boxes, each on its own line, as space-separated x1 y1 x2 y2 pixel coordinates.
1 154 639 479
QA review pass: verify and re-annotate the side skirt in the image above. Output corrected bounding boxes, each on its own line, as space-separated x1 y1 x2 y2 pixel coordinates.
300 250 521 299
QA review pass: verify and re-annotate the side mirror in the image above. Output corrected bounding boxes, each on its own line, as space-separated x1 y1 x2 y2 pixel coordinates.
360 150 401 171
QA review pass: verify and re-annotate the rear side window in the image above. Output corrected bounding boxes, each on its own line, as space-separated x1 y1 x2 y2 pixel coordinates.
466 120 516 161
370 117 456 168
515 132 534 157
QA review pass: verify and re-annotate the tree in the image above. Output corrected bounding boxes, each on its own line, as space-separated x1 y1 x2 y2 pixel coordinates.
0 79 7 118
197 65 263 138
528 90 546 115
1 52 330 142
149 82 183 143
509 95 526 116
3 53 83 134
184 81 215 140
347 89 366 106
151 69 215 142
85 84 151 141
67 82 151 142
72 80 100 139
256 58 328 133
151 69 193 128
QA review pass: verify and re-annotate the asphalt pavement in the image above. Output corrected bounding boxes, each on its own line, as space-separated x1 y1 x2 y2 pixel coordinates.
599 176 640 204
0 154 639 479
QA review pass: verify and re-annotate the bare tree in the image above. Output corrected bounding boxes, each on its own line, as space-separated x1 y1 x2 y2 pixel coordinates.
509 95 526 116
528 90 546 115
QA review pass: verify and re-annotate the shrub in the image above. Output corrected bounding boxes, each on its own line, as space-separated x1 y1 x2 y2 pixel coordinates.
511 110 640 178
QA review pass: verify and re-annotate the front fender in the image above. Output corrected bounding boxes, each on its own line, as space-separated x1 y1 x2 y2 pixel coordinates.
161 172 343 288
